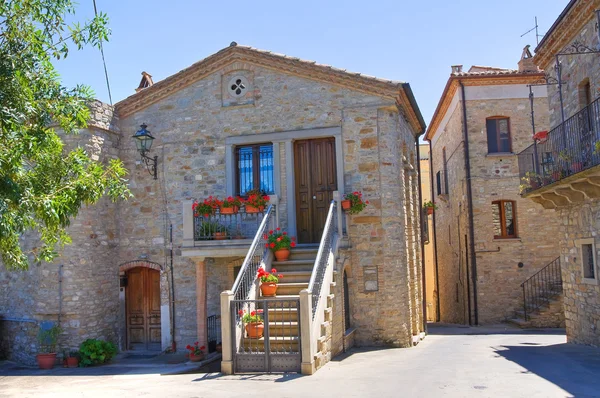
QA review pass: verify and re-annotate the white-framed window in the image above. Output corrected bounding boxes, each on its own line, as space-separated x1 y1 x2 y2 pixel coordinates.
576 238 598 283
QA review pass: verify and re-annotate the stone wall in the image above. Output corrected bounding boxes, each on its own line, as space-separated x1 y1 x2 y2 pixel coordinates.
541 16 600 128
558 201 600 346
431 86 562 325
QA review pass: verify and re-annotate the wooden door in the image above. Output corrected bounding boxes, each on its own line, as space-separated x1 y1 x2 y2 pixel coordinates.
126 268 161 351
294 138 337 243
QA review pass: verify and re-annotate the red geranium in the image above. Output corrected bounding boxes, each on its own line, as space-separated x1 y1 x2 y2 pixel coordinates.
257 267 282 283
186 341 205 356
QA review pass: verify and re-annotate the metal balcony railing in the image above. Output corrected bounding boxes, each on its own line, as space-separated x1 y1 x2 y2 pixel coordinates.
518 96 600 194
193 205 267 241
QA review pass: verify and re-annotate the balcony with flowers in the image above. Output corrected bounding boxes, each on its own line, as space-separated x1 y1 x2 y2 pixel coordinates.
518 97 600 209
182 192 278 257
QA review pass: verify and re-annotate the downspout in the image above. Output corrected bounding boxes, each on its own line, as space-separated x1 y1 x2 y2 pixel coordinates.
459 81 479 325
415 135 427 334
428 140 441 322
169 224 176 351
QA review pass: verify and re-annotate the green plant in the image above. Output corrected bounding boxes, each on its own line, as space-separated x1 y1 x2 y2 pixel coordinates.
257 267 283 283
38 325 62 353
238 309 263 323
423 200 438 210
220 196 243 208
78 339 117 367
265 228 296 251
594 141 600 155
344 192 369 215
246 193 270 208
200 221 228 234
185 342 205 356
192 196 219 217
520 172 542 194
558 150 572 162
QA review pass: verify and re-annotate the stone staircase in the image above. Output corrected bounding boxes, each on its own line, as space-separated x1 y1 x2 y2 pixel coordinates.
507 291 565 328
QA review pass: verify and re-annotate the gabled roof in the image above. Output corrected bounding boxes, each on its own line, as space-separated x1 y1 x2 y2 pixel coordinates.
425 67 545 141
115 43 426 134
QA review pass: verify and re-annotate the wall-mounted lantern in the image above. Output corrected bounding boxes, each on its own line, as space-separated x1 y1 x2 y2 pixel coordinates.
132 123 158 180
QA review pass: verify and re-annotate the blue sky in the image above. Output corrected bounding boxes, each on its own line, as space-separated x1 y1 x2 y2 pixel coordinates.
55 0 568 128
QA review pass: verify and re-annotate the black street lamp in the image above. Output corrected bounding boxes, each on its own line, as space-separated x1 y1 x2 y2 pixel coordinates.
132 123 158 180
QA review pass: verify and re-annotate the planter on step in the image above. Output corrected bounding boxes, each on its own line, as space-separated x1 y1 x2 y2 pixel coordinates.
66 357 79 368
36 353 57 370
189 353 205 362
220 206 239 215
274 248 290 262
341 199 351 210
245 322 264 339
260 282 278 297
245 205 264 214
214 231 227 240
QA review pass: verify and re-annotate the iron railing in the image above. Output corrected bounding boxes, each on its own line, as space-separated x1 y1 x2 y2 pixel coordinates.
207 315 221 353
231 204 275 302
520 257 562 321
194 205 267 241
518 96 600 194
308 200 337 319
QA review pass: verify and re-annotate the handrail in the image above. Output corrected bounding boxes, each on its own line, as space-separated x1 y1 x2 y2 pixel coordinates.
307 200 337 318
520 257 562 320
231 204 275 300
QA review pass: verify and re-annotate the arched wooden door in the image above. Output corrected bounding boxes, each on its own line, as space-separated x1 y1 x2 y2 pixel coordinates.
126 267 161 351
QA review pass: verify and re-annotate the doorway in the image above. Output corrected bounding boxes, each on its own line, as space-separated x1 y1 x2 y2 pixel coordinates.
126 267 161 351
294 138 338 244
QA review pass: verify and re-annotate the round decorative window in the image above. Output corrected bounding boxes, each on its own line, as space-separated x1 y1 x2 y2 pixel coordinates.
228 76 249 98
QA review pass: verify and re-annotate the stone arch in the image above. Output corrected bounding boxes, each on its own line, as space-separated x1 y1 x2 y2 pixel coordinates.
119 260 163 273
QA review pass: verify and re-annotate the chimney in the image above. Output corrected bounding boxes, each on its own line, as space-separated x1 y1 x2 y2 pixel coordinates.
451 65 463 74
135 71 154 93
518 45 540 73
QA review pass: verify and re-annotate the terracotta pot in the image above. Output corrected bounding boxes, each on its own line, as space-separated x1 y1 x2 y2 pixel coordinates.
426 207 434 215
214 231 227 240
36 353 57 370
274 248 290 262
245 322 264 339
220 206 238 214
341 200 351 210
189 353 205 362
260 282 278 297
245 205 265 213
66 357 79 368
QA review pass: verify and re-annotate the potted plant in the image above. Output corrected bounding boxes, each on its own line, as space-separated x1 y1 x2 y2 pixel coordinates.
199 221 228 240
423 200 437 215
257 267 283 297
36 324 61 370
192 196 219 217
220 196 242 214
245 190 270 213
519 172 542 194
66 351 80 368
239 310 264 339
185 342 206 362
266 228 296 261
341 191 369 215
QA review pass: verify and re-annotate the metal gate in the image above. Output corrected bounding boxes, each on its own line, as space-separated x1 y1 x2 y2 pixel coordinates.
231 298 301 373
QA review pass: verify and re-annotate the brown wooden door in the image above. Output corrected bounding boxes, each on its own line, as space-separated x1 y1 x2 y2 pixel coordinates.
294 138 337 243
126 267 161 351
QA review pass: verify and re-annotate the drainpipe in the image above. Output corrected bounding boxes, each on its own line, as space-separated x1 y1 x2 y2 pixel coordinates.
415 135 427 334
459 81 479 326
169 224 176 351
428 140 441 323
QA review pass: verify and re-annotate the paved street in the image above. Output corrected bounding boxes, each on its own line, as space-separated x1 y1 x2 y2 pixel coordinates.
1 325 599 398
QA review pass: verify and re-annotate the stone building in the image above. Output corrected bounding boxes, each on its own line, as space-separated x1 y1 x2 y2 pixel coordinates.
425 53 563 326
0 43 426 372
419 144 438 321
517 0 600 346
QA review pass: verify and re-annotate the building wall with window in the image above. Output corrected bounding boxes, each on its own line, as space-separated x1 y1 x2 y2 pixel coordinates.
427 63 563 325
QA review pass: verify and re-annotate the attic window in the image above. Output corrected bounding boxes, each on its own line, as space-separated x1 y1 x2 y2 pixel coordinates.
228 76 248 98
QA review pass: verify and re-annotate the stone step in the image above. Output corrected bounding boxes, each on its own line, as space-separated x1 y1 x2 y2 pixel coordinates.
271 282 309 296
264 296 300 308
274 270 312 283
267 321 300 335
267 308 298 322
242 336 299 351
272 259 316 272
289 246 319 260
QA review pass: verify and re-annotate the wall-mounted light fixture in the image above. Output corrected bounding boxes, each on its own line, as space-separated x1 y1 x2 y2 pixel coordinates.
132 124 158 180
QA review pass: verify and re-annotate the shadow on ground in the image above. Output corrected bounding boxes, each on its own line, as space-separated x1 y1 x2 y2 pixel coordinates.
427 322 566 336
494 342 600 397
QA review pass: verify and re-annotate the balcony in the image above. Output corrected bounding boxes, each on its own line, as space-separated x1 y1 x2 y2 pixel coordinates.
518 97 600 209
182 196 279 258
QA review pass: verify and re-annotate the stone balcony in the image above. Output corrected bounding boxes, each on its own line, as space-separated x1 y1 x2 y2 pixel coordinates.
518 97 600 209
181 196 279 258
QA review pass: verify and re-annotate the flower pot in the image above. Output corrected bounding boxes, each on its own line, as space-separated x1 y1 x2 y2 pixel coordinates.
260 282 278 297
66 357 79 368
245 205 264 214
220 206 239 215
36 353 57 370
189 353 205 362
274 248 290 262
214 231 227 240
426 207 434 215
341 200 351 210
245 322 264 339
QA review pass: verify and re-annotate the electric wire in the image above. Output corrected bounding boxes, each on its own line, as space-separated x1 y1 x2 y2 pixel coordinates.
92 0 113 105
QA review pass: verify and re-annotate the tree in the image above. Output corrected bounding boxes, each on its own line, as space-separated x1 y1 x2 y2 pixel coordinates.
0 1 131 270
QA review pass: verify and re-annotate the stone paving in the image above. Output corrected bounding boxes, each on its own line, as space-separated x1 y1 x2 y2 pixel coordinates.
1 324 599 397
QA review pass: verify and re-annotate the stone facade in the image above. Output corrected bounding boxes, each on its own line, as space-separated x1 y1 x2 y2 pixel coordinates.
0 45 425 365
427 64 562 325
525 1 600 347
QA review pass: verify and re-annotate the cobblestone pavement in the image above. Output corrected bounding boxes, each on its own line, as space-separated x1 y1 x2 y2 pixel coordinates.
1 325 599 398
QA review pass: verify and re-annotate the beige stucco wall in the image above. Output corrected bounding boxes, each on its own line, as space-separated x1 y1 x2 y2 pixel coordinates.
419 145 437 322
430 83 562 325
